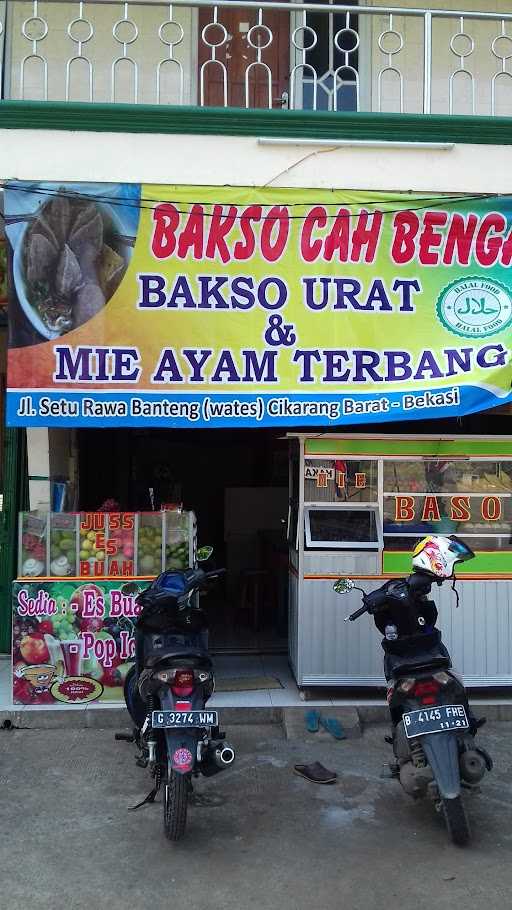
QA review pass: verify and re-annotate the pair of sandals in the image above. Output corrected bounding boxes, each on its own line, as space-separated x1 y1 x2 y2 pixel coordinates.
305 709 346 740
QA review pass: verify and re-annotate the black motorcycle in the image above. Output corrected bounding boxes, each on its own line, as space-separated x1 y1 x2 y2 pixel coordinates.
334 574 492 845
117 547 235 841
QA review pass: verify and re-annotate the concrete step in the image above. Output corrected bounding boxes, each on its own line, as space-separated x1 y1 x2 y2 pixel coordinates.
3 700 512 731
1 705 283 730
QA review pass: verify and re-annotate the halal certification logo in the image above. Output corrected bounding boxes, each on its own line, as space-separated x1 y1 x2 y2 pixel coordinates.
436 276 512 338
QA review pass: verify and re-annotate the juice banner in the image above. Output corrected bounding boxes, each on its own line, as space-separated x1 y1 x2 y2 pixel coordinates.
12 579 148 706
5 182 512 427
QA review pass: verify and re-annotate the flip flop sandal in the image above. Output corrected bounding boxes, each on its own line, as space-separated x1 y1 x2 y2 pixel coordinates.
305 709 321 733
293 762 337 784
320 717 346 740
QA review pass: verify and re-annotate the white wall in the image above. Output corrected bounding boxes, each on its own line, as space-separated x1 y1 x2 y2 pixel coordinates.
26 428 50 509
1 127 512 194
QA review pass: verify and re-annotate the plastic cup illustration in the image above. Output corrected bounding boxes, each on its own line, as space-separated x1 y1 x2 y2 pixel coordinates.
44 634 65 679
60 640 83 677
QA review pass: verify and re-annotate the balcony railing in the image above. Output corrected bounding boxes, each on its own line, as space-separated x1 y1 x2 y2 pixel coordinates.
1 1 512 115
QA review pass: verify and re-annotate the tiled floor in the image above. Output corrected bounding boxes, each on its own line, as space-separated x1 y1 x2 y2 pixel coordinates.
209 654 349 708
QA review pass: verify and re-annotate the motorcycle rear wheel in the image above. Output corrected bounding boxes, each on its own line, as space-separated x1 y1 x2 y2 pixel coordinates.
442 795 470 846
164 764 189 841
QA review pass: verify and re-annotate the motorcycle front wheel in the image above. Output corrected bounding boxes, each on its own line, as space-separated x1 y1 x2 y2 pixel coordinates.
164 763 189 841
442 795 470 846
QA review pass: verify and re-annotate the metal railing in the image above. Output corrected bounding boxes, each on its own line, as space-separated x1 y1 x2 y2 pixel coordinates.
1 1 512 115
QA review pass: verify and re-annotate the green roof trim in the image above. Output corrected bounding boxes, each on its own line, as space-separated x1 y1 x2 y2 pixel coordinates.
304 438 512 457
2 101 512 144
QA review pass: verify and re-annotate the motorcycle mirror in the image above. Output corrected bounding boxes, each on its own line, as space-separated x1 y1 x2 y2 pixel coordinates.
197 546 214 562
333 578 354 595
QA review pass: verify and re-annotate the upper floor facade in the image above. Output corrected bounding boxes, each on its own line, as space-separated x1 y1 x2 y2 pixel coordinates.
2 3 512 202
1 0 512 116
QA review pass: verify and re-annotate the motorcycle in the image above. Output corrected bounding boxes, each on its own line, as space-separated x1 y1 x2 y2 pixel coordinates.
333 575 492 845
117 547 236 842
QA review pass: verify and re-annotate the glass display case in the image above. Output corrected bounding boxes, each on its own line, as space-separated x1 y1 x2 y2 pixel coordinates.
165 511 191 570
383 459 512 552
18 510 196 577
304 458 378 503
137 512 163 575
49 513 78 576
19 512 48 577
296 450 512 560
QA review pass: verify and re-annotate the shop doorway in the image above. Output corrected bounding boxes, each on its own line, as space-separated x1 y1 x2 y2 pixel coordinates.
78 428 289 654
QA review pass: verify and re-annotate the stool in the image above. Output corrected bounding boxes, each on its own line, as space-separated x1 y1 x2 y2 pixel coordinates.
238 569 270 630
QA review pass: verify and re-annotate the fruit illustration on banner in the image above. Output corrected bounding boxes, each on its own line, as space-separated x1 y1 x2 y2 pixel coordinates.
19 634 50 664
69 583 104 618
79 615 104 634
12 616 38 658
13 676 34 704
48 609 80 642
12 579 146 706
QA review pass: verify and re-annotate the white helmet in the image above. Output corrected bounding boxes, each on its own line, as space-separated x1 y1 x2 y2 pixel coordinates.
412 535 474 579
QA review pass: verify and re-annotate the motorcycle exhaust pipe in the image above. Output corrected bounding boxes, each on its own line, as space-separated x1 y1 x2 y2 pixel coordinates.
212 743 236 768
200 740 236 776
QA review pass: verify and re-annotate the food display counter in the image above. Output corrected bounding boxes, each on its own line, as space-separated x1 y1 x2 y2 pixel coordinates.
12 510 196 706
288 435 512 688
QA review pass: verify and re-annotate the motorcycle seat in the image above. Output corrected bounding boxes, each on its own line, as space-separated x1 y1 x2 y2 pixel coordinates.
389 654 451 679
145 650 213 671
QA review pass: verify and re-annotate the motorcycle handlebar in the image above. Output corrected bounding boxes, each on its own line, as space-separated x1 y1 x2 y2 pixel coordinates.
203 568 226 580
346 603 369 622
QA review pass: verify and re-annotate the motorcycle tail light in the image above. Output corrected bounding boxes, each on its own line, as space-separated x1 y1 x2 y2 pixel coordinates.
433 671 451 686
175 700 192 711
155 670 172 683
398 677 416 694
412 679 441 705
171 669 195 697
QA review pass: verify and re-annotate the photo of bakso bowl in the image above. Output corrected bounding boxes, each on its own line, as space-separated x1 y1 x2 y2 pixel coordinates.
12 191 134 340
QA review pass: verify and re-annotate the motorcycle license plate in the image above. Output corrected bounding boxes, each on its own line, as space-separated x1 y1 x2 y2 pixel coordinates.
403 704 469 739
151 710 218 728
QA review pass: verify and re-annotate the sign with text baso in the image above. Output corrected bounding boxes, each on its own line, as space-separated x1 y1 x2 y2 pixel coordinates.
5 182 512 427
